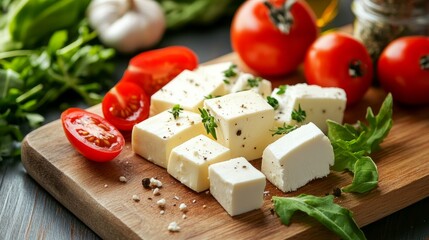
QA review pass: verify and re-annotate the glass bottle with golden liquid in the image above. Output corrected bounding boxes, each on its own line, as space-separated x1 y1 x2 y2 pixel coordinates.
305 0 339 27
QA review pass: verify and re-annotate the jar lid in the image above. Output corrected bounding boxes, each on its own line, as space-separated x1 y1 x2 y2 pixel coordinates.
353 0 429 25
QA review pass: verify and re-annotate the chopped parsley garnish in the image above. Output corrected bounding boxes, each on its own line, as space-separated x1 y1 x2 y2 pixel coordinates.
198 108 218 140
267 96 279 110
276 85 287 95
291 104 306 123
247 77 262 88
223 64 238 78
169 104 183 120
223 79 231 84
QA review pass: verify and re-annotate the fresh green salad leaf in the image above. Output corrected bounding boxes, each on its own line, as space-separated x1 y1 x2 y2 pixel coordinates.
327 93 393 193
0 21 115 162
273 194 366 240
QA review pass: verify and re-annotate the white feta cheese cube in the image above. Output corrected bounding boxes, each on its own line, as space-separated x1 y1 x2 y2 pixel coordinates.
204 90 275 160
132 110 206 168
150 69 228 116
261 122 334 192
230 73 272 98
208 157 266 216
167 134 231 192
195 62 240 93
273 83 346 132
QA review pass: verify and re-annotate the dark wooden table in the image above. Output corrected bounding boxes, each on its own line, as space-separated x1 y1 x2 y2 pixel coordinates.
1 1 429 239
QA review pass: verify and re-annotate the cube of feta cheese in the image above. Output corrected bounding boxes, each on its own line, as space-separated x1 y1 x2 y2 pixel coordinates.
208 157 266 216
195 62 240 93
132 110 206 168
204 90 275 160
167 134 231 192
261 122 334 192
150 69 228 116
230 73 272 98
272 83 346 132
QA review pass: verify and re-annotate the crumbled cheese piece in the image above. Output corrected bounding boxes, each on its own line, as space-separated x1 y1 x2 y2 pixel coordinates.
119 176 127 183
203 205 207 209
153 187 160 196
173 195 180 200
179 203 188 212
192 199 196 204
150 178 162 188
157 198 166 208
167 221 180 232
160 210 165 215
132 195 140 202
104 184 108 188
182 214 187 219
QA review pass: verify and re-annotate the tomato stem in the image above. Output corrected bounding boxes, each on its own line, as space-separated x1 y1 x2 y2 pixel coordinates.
263 0 297 34
348 60 364 78
420 55 429 70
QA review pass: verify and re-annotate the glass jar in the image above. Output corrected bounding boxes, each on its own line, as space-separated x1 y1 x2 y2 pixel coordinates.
352 0 429 61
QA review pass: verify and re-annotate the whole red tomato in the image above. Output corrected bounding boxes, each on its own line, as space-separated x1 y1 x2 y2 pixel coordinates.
61 108 125 162
122 46 199 96
231 0 318 76
304 33 373 106
102 81 150 131
378 36 429 105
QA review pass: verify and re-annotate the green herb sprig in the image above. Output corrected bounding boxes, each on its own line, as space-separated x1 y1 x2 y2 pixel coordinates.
169 104 183 120
276 85 287 95
291 104 306 123
267 96 279 110
247 77 261 88
270 123 297 136
199 108 218 140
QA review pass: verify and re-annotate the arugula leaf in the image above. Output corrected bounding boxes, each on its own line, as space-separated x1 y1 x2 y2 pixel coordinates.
273 194 366 240
327 93 393 193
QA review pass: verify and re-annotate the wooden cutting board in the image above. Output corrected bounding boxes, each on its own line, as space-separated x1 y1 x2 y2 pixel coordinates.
21 52 429 240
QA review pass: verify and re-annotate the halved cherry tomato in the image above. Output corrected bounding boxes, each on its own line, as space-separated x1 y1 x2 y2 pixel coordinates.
61 108 125 162
102 81 150 131
304 32 373 106
121 46 199 96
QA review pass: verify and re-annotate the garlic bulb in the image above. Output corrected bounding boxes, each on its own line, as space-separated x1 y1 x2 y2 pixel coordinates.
87 0 166 53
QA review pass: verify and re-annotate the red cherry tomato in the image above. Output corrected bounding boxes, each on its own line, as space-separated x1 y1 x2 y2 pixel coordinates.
61 108 125 162
102 81 150 131
304 33 373 106
378 36 429 105
122 46 199 96
231 0 318 76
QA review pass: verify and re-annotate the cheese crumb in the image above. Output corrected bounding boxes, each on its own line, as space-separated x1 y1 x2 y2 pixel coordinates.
157 198 166 208
173 195 180 200
203 205 207 209
160 210 165 215
150 178 162 188
119 176 127 183
168 221 180 232
104 184 108 188
179 203 187 212
153 187 160 196
182 214 187 219
132 195 140 202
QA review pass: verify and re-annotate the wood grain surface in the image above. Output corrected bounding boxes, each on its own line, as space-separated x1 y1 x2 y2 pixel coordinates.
21 53 429 240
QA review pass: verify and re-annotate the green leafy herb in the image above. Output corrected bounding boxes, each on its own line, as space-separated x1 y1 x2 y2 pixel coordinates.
267 96 279 110
273 194 366 240
276 85 287 95
169 104 183 120
270 123 297 136
199 108 218 140
291 104 306 123
223 79 230 85
327 93 393 193
0 21 115 161
223 64 237 78
247 77 261 88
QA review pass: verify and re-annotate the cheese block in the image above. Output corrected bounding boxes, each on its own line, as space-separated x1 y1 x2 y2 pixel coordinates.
150 69 228 116
271 84 346 132
208 157 266 216
261 122 334 192
132 110 206 168
195 62 240 93
204 90 275 160
167 134 231 192
230 73 272 98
